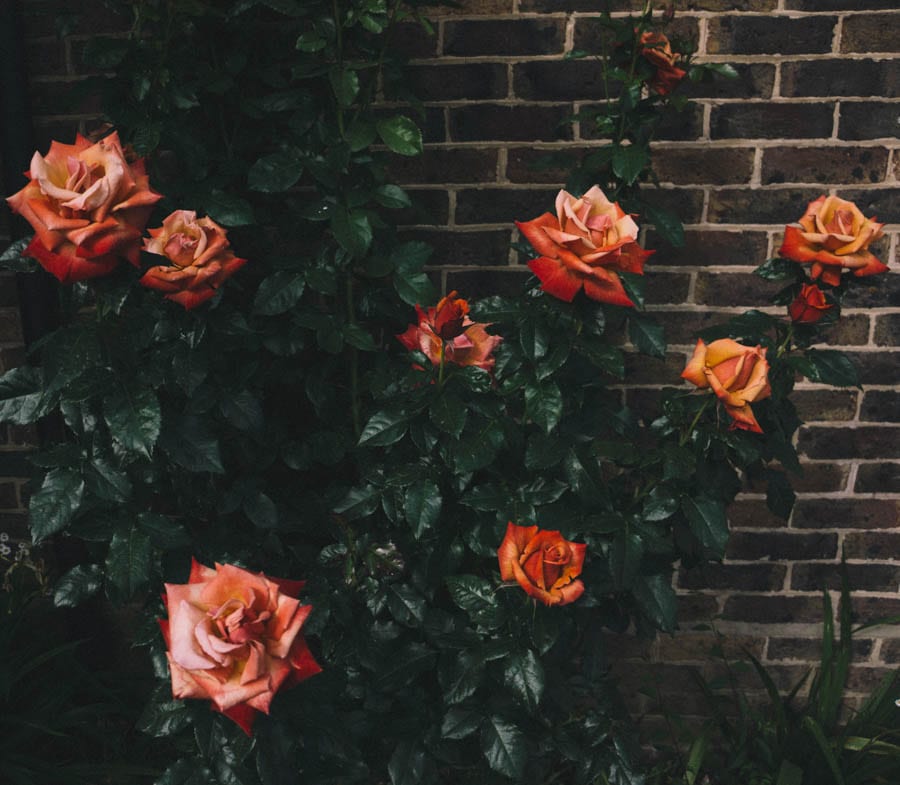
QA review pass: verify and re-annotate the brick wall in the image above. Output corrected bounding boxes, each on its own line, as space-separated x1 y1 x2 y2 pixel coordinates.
3 0 899 726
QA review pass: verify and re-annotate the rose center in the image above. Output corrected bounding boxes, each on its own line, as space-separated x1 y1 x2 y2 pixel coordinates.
210 599 271 645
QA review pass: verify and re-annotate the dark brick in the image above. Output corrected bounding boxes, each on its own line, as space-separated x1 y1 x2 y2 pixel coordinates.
786 0 898 12
843 531 900 559
678 563 786 591
0 347 27 373
651 310 735 344
444 19 565 57
23 0 129 37
792 562 900 592
842 273 899 309
28 77 101 116
677 592 721 621
875 314 900 345
839 188 900 224
653 147 753 186
0 481 19 510
782 59 900 99
520 0 643 11
456 187 557 225
722 594 824 623
850 596 900 625
641 188 705 224
0 276 20 309
855 462 900 493
445 268 530 299
624 352 688 385
647 229 769 267
767 636 872 661
846 665 896 693
26 37 66 78
826 314 871 346
694 271 782 307
0 310 24 344
579 103 704 142
658 632 766 661
839 101 900 141
728 499 790 529
708 16 836 56
399 229 513 267
391 21 438 59
514 60 611 102
708 188 824 224
761 146 889 186
387 148 499 185
396 63 507 102
860 391 900 423
791 463 849 494
841 13 900 54
32 119 84 152
726 531 838 561
506 145 589 184
449 104 573 143
800 425 900 460
429 0 513 12
880 639 900 663
679 64 776 101
393 189 450 227
842 351 900 386
573 17 699 57
711 102 834 140
792 390 858 423
643 272 692 306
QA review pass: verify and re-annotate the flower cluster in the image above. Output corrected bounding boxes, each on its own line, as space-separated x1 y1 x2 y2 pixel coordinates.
6 133 246 308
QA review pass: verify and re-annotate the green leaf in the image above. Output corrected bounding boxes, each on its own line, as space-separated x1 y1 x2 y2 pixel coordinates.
619 271 646 309
503 650 545 712
389 740 425 785
333 484 381 520
519 319 549 362
525 380 562 434
253 271 306 316
755 257 803 281
632 572 678 633
481 715 526 779
160 416 225 474
404 480 442 539
440 651 485 704
244 492 278 529
682 496 729 557
219 390 265 433
394 271 437 307
377 115 423 157
248 149 304 192
358 409 409 447
343 323 377 351
375 184 412 209
430 391 467 438
155 760 215 785
0 236 36 272
29 468 84 543
391 240 433 272
441 707 482 740
766 469 795 520
43 325 103 396
804 349 859 388
331 208 372 258
612 144 649 185
642 486 679 522
104 383 161 458
345 118 377 151
642 203 685 248
453 420 504 472
138 512 191 549
375 642 436 691
53 563 103 607
105 524 152 601
203 189 255 227
387 583 427 627
0 365 51 424
85 457 132 502
329 67 359 107
628 311 666 358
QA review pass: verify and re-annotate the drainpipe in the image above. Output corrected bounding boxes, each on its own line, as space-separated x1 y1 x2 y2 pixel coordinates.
0 0 60 350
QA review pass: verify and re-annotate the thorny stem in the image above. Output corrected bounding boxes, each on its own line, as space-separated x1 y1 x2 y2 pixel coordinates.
776 322 795 359
680 397 712 447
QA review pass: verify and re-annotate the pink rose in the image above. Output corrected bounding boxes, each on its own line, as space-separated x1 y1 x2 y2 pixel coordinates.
516 186 652 307
159 559 321 735
779 195 888 287
6 132 161 283
139 210 247 309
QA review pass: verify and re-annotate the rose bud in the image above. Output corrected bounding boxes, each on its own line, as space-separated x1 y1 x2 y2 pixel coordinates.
498 522 587 606
681 338 772 434
139 210 247 309
6 132 162 283
159 559 321 736
788 283 833 324
639 31 686 96
779 195 888 287
396 291 502 371
516 186 652 307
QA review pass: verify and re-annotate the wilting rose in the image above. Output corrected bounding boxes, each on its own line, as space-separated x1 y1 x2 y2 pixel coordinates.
498 522 587 606
397 291 502 371
139 210 247 309
779 195 888 287
639 31 686 96
516 186 652 307
159 559 321 735
681 338 772 433
5 132 162 283
788 283 833 324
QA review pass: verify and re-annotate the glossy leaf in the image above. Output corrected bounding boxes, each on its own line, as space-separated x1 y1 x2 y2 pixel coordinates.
105 524 153 601
632 572 678 633
377 115 423 157
104 382 161 458
481 715 526 780
159 415 225 474
29 468 85 543
682 496 729 557
358 409 409 447
0 366 50 424
441 707 482 740
503 649 545 711
404 480 442 539
53 563 103 607
248 149 304 192
253 271 306 315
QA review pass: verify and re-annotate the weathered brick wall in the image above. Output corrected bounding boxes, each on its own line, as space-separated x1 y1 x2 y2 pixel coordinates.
3 0 899 726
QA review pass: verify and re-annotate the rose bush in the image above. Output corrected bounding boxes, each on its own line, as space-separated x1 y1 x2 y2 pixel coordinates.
681 338 772 433
139 210 247 309
788 283 833 324
639 31 686 96
497 522 587 606
516 186 652 306
397 290 502 370
779 195 888 287
5 131 161 283
159 559 320 735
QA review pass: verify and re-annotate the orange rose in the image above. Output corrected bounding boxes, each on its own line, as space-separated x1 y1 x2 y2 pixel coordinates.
159 559 321 735
788 283 833 324
639 31 686 96
397 290 502 371
681 338 772 433
139 210 247 309
516 186 652 307
6 131 162 283
497 522 586 606
779 195 888 287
